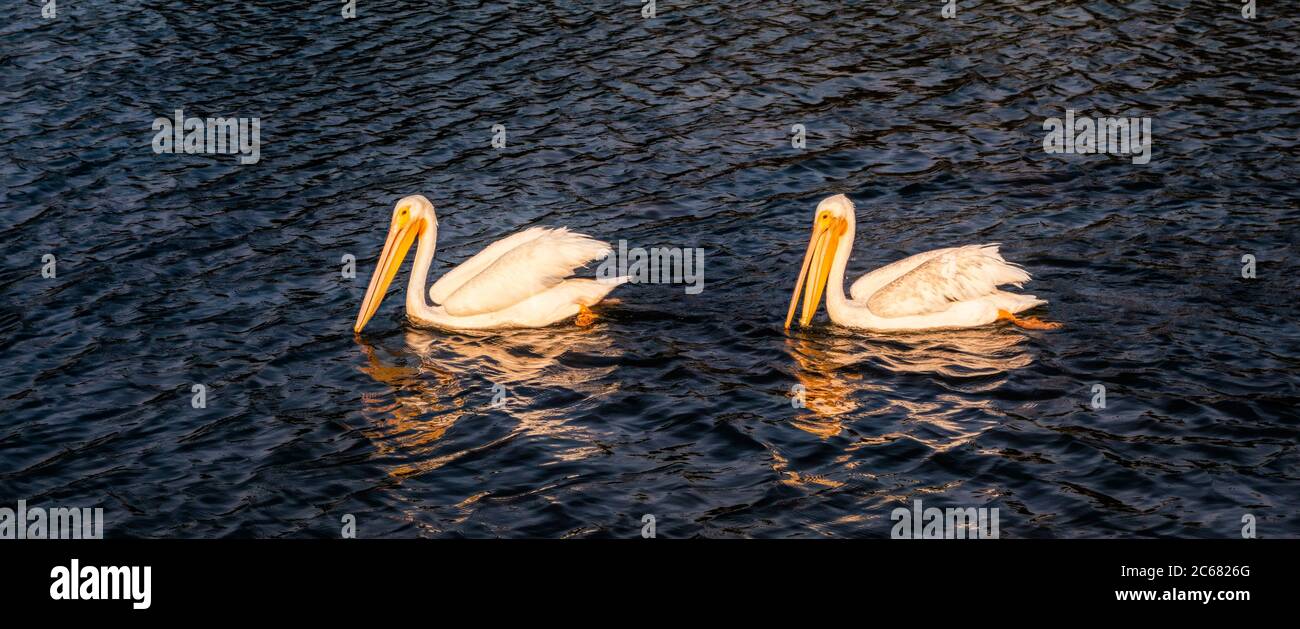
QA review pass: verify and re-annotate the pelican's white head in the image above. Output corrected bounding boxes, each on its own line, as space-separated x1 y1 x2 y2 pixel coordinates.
816 193 855 220
785 194 853 330
354 195 437 333
394 194 437 227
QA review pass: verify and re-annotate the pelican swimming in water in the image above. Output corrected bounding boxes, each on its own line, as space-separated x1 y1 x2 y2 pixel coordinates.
354 195 625 332
785 194 1061 332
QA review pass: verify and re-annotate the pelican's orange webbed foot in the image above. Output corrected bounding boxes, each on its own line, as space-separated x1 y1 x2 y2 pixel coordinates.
575 304 597 327
997 309 1063 330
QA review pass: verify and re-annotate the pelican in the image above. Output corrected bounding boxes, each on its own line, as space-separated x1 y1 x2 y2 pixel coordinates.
354 195 625 332
785 195 1061 332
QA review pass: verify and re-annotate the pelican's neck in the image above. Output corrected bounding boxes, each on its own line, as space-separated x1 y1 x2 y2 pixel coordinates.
825 211 856 317
406 219 437 318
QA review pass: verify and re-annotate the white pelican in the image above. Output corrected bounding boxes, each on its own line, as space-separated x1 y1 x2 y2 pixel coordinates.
785 195 1061 332
354 195 625 332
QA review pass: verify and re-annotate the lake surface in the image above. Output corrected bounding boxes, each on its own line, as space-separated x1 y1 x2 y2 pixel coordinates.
2 0 1297 538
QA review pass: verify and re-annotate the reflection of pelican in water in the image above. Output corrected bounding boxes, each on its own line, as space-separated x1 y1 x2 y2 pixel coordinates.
784 327 1032 442
355 337 467 480
355 326 621 481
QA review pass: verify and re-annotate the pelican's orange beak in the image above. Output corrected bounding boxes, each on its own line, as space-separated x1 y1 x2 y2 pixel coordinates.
784 213 846 330
354 210 422 333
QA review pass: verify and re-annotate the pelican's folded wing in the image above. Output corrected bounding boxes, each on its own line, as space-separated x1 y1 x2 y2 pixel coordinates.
428 227 551 305
440 227 612 317
865 245 1030 318
848 247 959 302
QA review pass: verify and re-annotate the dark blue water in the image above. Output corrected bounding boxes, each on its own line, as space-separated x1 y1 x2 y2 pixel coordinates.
2 1 1297 538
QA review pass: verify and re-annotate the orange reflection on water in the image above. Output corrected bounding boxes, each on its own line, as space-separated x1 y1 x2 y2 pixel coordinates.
356 324 621 481
357 336 467 478
785 326 1034 443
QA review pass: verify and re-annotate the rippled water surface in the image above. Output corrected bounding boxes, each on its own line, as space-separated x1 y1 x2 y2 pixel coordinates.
3 1 1298 537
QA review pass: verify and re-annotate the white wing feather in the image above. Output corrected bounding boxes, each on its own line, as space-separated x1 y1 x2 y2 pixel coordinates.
428 227 551 305
865 245 1031 318
440 227 611 317
849 247 961 302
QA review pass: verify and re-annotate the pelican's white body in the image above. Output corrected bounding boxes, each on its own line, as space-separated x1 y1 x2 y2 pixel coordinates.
818 196 1045 331
405 224 625 330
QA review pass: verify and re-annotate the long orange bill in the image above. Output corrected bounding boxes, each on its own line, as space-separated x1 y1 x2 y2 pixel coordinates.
354 218 421 333
785 228 821 329
804 229 838 327
784 219 843 331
